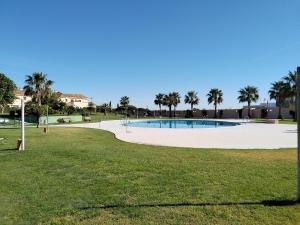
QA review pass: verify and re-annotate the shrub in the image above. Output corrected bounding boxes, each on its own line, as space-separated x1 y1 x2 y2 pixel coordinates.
289 110 296 120
185 110 193 118
238 109 243 119
9 110 16 117
57 118 65 123
201 109 207 117
219 110 224 118
66 106 76 115
261 109 268 119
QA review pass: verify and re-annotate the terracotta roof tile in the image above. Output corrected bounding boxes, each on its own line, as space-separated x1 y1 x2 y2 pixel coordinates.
60 94 88 99
14 89 88 100
14 89 25 96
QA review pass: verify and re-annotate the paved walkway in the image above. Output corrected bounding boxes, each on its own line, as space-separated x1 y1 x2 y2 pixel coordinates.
60 119 297 149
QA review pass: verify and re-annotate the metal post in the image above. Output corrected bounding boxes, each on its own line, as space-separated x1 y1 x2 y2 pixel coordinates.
21 99 25 151
297 66 300 202
46 105 49 130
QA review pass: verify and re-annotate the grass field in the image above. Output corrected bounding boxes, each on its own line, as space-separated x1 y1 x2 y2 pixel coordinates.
255 119 297 125
89 112 124 122
0 127 299 225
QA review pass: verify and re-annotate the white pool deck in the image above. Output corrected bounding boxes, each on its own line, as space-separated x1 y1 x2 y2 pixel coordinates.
60 119 297 149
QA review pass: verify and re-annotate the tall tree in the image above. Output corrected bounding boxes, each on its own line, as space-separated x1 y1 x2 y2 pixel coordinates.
269 81 289 119
23 72 54 127
171 92 181 117
154 93 164 117
163 94 173 118
0 73 16 113
108 101 112 113
24 72 54 106
283 71 297 120
120 96 130 115
207 89 223 118
98 103 110 115
184 91 199 117
238 86 259 118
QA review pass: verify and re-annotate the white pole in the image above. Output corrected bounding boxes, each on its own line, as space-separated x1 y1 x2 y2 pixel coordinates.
297 66 300 202
21 99 25 151
47 105 49 130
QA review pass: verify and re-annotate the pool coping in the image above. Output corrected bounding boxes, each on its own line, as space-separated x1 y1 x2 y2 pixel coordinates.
58 119 297 149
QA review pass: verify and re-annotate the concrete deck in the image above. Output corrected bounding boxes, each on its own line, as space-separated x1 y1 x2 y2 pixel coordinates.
61 119 297 149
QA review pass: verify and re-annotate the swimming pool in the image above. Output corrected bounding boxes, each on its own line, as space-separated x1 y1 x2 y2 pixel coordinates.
127 120 240 129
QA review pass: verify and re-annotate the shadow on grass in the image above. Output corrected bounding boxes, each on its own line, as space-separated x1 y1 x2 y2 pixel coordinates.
79 200 298 210
0 148 17 152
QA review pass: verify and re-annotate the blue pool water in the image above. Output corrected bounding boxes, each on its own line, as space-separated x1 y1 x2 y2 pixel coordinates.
127 120 240 129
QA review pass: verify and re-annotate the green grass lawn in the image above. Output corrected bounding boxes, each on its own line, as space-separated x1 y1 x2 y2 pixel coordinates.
0 128 299 225
255 118 297 125
89 112 124 122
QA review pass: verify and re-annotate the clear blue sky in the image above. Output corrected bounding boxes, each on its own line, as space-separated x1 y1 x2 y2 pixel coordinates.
1 0 299 109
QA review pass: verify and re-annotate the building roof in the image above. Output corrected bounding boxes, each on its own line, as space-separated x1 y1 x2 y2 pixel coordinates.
14 89 88 100
14 89 25 96
60 93 88 99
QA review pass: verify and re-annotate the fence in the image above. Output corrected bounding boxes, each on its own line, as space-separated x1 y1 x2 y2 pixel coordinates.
151 107 294 119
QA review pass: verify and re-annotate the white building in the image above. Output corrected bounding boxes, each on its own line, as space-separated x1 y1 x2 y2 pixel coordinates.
12 90 89 108
60 93 89 108
11 90 32 108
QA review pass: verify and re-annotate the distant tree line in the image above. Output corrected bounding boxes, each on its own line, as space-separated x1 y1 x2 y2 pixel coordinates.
0 69 298 125
153 70 297 119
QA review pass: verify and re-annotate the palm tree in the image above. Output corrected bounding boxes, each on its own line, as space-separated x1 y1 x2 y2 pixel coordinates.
23 73 54 128
163 94 173 117
269 81 289 119
154 93 164 117
283 71 297 120
185 91 199 117
238 86 259 118
120 96 130 115
207 89 223 118
102 103 110 116
171 92 181 117
24 72 54 106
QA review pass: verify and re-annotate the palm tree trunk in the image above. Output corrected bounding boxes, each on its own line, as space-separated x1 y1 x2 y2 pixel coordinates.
173 107 176 118
214 104 217 118
38 93 42 106
191 104 193 117
169 106 172 118
248 102 251 118
159 105 162 117
279 104 283 119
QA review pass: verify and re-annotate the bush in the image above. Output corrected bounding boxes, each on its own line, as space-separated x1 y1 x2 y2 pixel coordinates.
57 118 65 123
238 109 243 119
219 110 224 118
289 110 296 120
261 109 268 119
82 111 90 117
57 118 72 123
9 110 16 117
185 110 193 118
66 106 76 115
201 109 207 117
